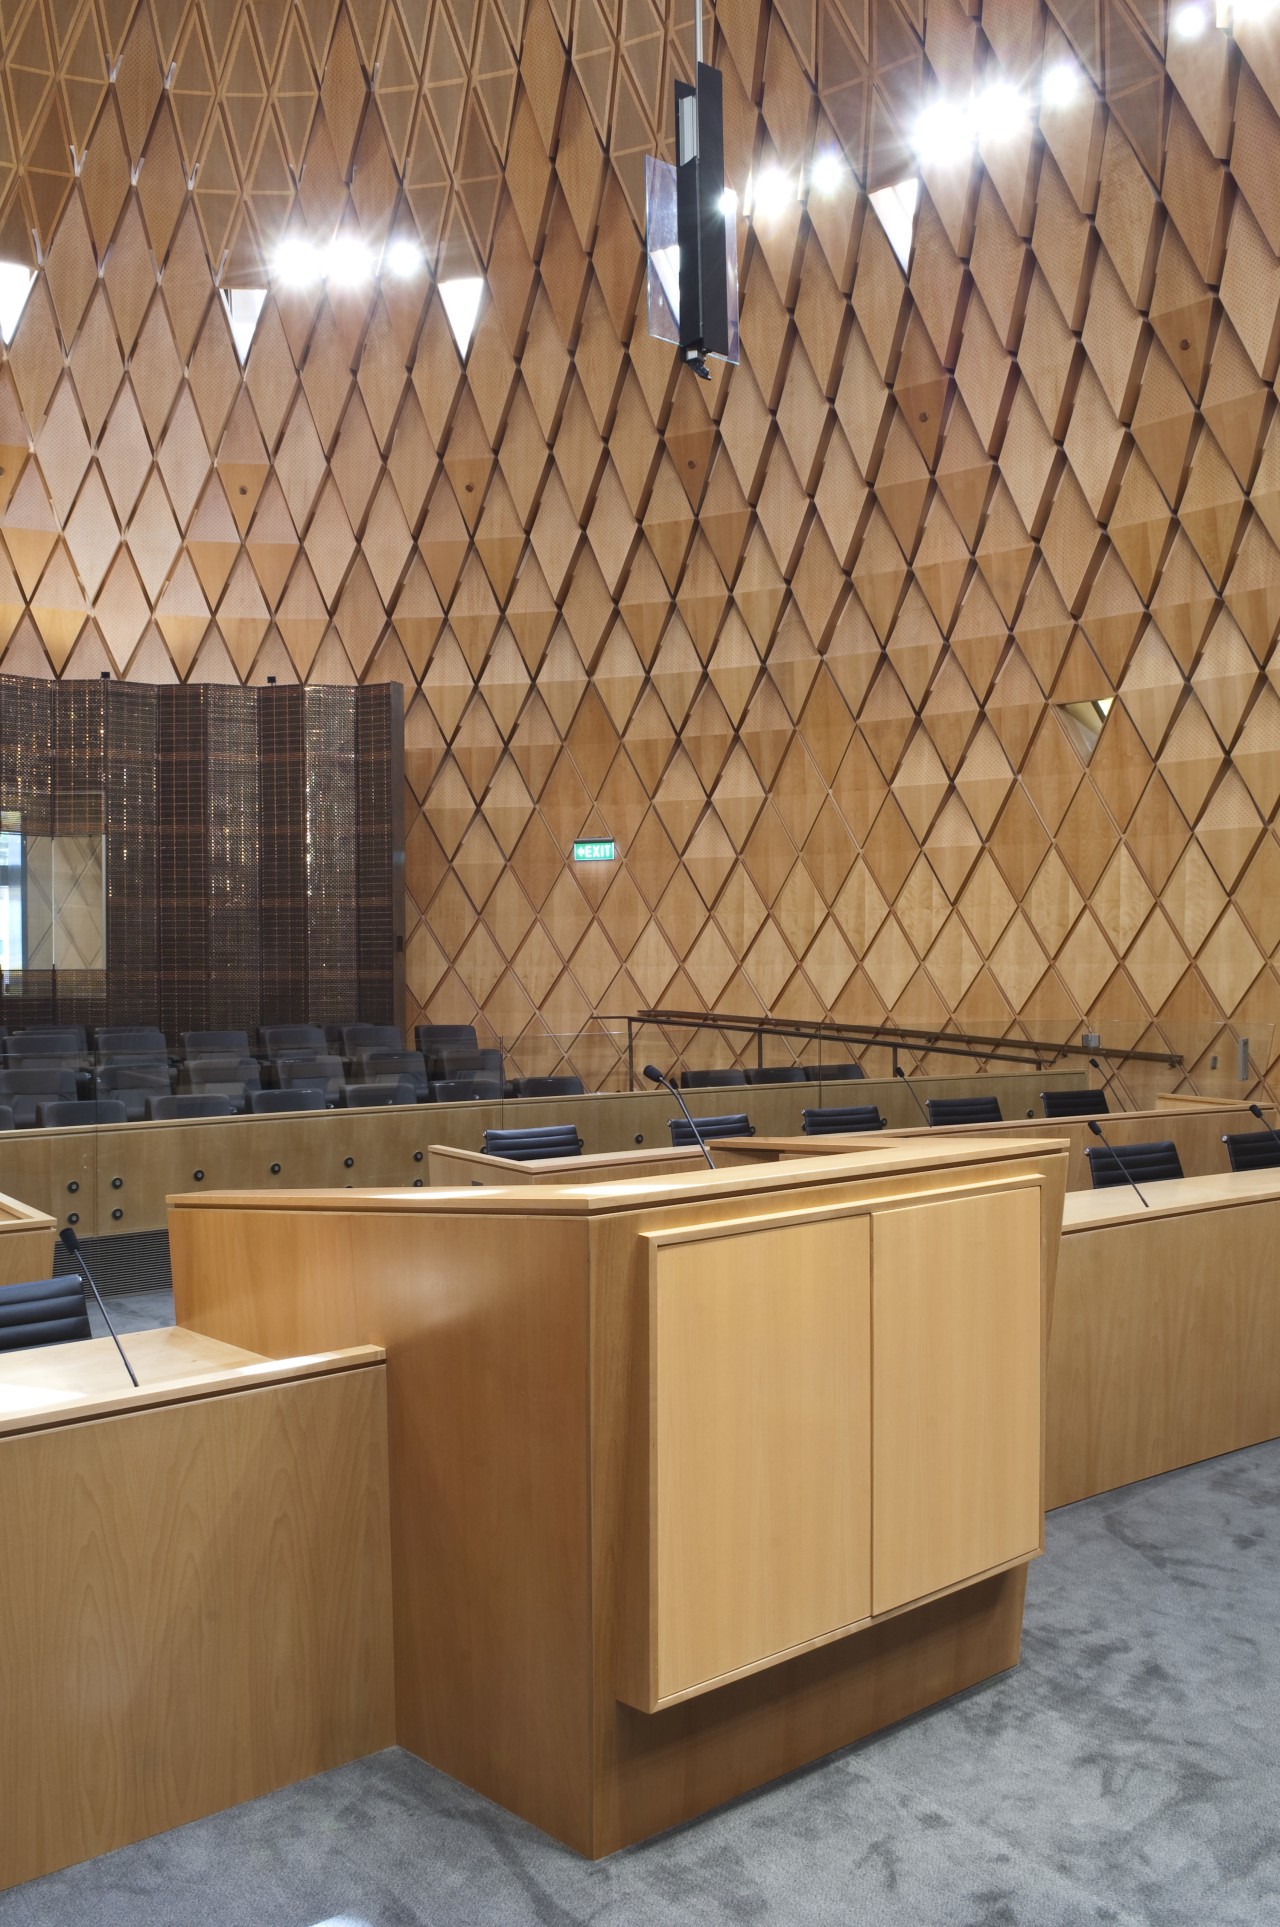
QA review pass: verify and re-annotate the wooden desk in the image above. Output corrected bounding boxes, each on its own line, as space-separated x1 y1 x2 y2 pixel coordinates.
720 1102 1276 1191
427 1142 707 1186
0 1186 56 1285
169 1135 1066 1857
1047 1171 1280 1507
0 1328 394 1891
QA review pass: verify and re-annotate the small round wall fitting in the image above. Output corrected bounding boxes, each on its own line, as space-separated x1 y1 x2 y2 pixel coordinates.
111 1176 122 1189
111 1208 123 1221
344 1156 354 1168
193 1170 204 1182
271 1162 281 1174
67 1212 79 1225
67 1180 79 1193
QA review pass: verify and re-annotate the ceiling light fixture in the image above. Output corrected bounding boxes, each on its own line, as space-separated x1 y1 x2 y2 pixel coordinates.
1173 1 1209 30
810 151 845 193
976 79 1030 140
326 235 373 286
1041 59 1082 106
0 262 35 343
274 237 321 287
439 277 484 351
912 98 976 167
718 187 739 217
384 238 423 277
750 165 794 218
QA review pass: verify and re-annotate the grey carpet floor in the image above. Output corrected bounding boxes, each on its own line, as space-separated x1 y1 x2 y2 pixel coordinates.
4 1382 1280 1922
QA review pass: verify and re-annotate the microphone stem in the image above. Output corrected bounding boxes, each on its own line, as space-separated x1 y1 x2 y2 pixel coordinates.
654 1071 717 1171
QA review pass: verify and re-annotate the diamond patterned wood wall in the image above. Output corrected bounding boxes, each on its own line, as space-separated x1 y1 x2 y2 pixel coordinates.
2 0 1280 1096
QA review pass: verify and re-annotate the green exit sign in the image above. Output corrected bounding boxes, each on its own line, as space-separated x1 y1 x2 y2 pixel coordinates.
573 840 616 863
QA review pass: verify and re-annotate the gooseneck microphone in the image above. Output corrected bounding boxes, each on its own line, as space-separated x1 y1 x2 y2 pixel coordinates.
643 1064 716 1171
59 1227 139 1386
1086 1119 1149 1210
893 1064 930 1125
1248 1103 1280 1156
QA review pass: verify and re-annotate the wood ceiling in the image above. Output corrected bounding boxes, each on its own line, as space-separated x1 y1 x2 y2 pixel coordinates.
0 0 1278 1095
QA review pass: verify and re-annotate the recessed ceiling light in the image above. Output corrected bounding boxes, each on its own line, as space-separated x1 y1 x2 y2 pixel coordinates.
718 187 739 218
751 165 794 218
439 277 483 351
0 262 35 343
811 152 845 193
976 79 1029 139
385 238 423 277
274 237 321 287
326 235 372 286
912 99 975 167
1173 1 1208 31
1041 59 1081 106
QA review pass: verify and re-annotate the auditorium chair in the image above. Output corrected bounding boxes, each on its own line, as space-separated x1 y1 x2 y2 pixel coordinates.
95 1064 173 1121
342 1080 416 1107
744 1066 806 1084
1085 1140 1184 1189
259 1024 327 1056
278 1056 345 1104
250 1089 324 1114
182 1030 251 1060
356 1048 429 1096
1222 1130 1280 1173
0 1274 91 1353
0 1068 79 1127
340 1024 403 1060
802 1062 865 1081
147 1094 236 1121
182 1058 262 1110
802 1105 886 1134
668 1113 755 1146
0 1105 13 1130
416 1024 478 1072
680 1068 748 1088
431 1045 504 1085
38 1098 128 1126
925 1095 1004 1126
429 1076 502 1101
5 1027 87 1059
1041 1088 1109 1117
513 1075 586 1097
95 1027 168 1059
482 1124 583 1161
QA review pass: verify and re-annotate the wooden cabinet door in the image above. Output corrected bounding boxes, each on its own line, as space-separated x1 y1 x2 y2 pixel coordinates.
871 1185 1042 1616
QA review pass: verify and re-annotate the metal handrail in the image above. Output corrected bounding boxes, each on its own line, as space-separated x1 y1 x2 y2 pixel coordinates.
624 1007 1183 1090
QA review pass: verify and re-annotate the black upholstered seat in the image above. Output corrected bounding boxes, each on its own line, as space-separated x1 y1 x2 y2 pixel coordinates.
37 1098 128 1126
1222 1130 1280 1173
0 1068 79 1127
801 1105 885 1134
925 1095 1004 1126
802 1062 865 1082
357 1049 429 1095
744 1065 806 1084
1085 1139 1184 1188
668 1112 754 1146
182 1030 251 1059
680 1067 748 1088
147 1094 236 1120
341 1024 403 1058
342 1080 417 1107
260 1024 327 1055
482 1124 583 1161
0 1274 91 1352
250 1089 325 1114
0 1104 13 1130
95 1065 173 1121
514 1075 586 1097
1041 1088 1109 1117
430 1076 502 1101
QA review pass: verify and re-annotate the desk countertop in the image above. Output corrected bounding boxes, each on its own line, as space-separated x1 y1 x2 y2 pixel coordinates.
1062 1169 1280 1231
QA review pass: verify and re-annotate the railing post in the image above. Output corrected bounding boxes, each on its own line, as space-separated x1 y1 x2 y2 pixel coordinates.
626 1017 634 1091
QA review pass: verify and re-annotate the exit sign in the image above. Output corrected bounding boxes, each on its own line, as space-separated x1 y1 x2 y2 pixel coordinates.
573 840 616 863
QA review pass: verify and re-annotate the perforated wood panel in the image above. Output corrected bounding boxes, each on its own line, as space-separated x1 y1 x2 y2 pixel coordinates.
2 0 1279 1094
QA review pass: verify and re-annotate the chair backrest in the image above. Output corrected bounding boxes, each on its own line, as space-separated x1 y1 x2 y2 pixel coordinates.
260 1024 328 1054
1085 1139 1184 1188
680 1067 748 1088
744 1065 807 1084
801 1105 885 1134
4 1040 83 1068
416 1023 478 1061
342 1023 403 1056
430 1076 503 1102
147 1094 236 1120
0 1104 13 1130
482 1125 583 1161
186 1058 261 1090
515 1075 586 1097
668 1112 755 1146
1041 1088 1109 1117
434 1045 503 1080
357 1049 428 1087
250 1088 325 1114
1222 1129 1280 1173
182 1029 251 1058
6 1027 87 1054
343 1080 416 1107
94 1027 167 1054
279 1055 344 1091
96 1064 171 1094
38 1098 128 1126
802 1061 865 1082
926 1095 1004 1126
0 1068 78 1099
0 1275 91 1352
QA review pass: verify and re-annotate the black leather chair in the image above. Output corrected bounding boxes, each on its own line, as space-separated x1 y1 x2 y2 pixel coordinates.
430 1076 503 1101
37 1098 128 1126
1222 1130 1280 1172
514 1075 586 1097
926 1095 1004 1126
802 1105 885 1134
744 1066 806 1084
183 1059 262 1110
669 1112 754 1146
416 1023 478 1070
357 1049 429 1096
342 1080 416 1107
341 1023 403 1058
1041 1088 1109 1117
260 1024 328 1055
1085 1139 1184 1188
148 1094 236 1120
482 1125 583 1161
251 1088 325 1114
0 1104 13 1130
0 1275 91 1352
680 1068 748 1088
0 1068 79 1127
278 1055 345 1103
802 1063 865 1082
432 1046 504 1084
95 1027 168 1057
95 1064 173 1120
182 1029 251 1059
5 1027 87 1059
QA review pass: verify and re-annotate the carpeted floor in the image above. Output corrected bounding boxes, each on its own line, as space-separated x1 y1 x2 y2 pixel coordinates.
3 1430 1279 1926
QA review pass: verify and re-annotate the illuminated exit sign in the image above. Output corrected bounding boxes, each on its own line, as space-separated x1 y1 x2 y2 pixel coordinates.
573 840 616 863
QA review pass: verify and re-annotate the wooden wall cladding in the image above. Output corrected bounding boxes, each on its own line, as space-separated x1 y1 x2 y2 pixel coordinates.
1 0 1279 1095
